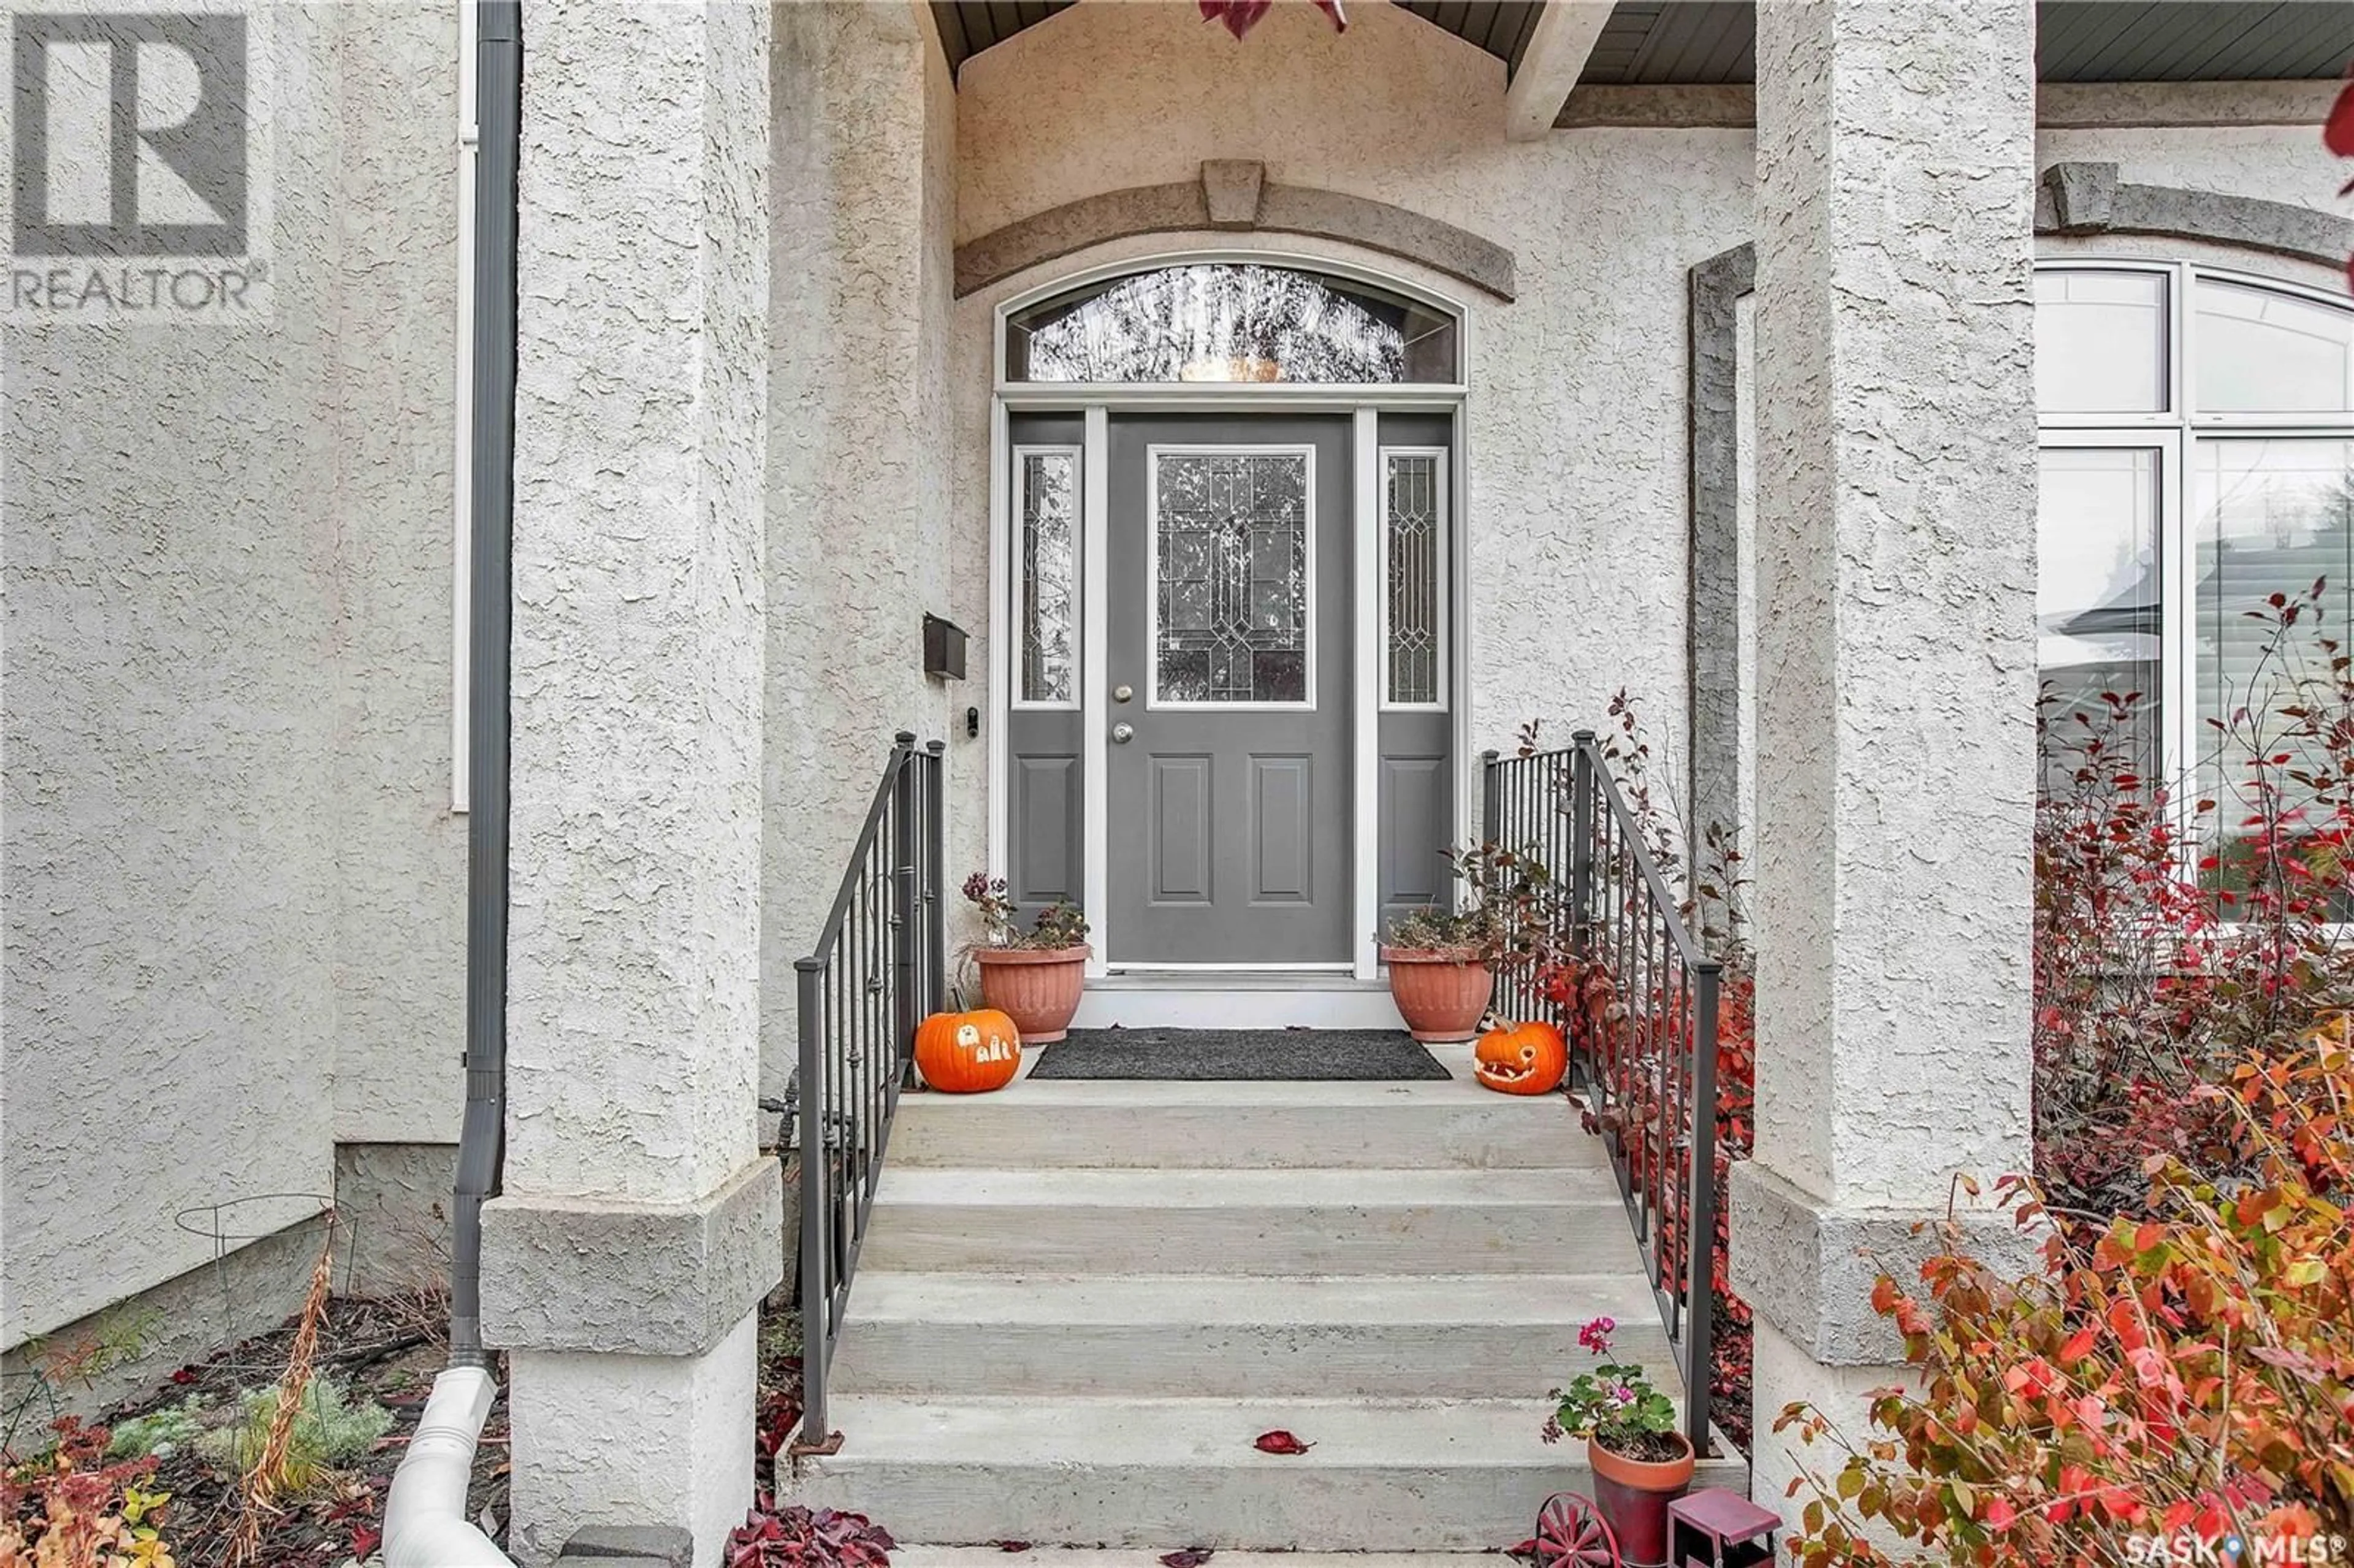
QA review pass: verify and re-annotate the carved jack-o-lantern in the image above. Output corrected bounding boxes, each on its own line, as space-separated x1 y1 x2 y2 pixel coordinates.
1472 1019 1567 1096
914 1008 1021 1094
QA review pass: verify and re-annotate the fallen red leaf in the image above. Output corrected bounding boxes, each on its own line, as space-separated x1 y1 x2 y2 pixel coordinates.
996 1545 1032 1555
1252 1429 1313 1455
1160 1551 1214 1568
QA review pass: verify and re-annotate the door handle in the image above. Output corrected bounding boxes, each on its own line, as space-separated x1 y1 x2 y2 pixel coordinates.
1111 722 1135 744
1113 684 1134 704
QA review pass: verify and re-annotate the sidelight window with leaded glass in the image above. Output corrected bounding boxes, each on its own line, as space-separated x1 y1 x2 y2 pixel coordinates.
1382 448 1446 709
1015 447 1080 706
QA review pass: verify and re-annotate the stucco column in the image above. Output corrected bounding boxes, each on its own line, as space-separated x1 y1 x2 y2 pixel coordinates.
763 0 958 1094
1731 0 2040 1509
484 3 779 1564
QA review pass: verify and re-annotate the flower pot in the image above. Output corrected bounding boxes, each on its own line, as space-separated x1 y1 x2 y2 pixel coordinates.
1586 1431 1696 1568
1377 948 1494 1043
972 944 1090 1043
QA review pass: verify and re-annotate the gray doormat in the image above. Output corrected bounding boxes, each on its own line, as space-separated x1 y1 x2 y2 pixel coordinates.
1027 1028 1450 1081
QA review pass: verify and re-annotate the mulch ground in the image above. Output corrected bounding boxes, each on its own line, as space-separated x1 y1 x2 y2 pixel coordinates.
92 1295 509 1567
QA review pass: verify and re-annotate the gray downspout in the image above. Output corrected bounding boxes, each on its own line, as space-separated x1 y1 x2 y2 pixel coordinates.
449 0 520 1368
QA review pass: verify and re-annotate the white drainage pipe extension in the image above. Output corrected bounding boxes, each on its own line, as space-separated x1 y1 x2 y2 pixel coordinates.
383 1366 514 1568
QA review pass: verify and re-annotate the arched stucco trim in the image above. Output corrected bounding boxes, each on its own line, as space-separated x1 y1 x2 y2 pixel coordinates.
954 160 1517 302
1685 163 2354 863
2033 161 2354 272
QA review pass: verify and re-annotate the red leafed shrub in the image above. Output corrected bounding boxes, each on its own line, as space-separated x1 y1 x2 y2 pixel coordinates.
0 1417 171 1568
726 1499 894 1568
1777 1035 2354 1564
1196 0 1346 40
2033 586 2354 1227
2329 67 2354 288
1775 582 2354 1562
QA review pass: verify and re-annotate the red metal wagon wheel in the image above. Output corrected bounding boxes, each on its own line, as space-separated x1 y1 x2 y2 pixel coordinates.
1534 1491 1621 1568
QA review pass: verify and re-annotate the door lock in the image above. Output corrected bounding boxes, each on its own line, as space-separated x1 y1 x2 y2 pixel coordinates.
1111 721 1135 744
1113 684 1134 703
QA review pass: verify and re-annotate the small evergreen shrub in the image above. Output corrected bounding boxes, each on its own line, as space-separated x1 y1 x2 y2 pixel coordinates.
104 1397 207 1461
196 1377 391 1493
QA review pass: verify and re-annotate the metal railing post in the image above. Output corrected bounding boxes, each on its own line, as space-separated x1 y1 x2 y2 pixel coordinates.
1569 732 1596 956
926 740 948 1018
1686 957 1722 1452
794 956 830 1446
890 734 920 1087
1479 748 1501 843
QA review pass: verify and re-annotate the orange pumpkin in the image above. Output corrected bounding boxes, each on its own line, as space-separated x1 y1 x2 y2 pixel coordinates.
1473 1019 1567 1096
915 1008 1021 1094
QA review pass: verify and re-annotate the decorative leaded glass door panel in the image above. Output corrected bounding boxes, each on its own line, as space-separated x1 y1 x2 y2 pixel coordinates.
1150 449 1313 707
1107 416 1353 964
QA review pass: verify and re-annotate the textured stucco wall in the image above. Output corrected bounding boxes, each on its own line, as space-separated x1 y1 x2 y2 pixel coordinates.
953 0 1755 802
335 1141 455 1298
329 4 469 1149
1748 0 2040 1210
763 2 963 1094
500 2 774 1558
2 2 462 1347
509 1313 757 1568
506 0 768 1211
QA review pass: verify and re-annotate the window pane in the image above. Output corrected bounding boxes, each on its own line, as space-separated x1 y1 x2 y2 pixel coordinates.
1154 452 1309 704
2038 447 2162 794
2194 279 2354 415
1008 264 1457 384
1018 449 1078 704
1384 452 1442 706
2195 439 2354 905
2035 270 2167 414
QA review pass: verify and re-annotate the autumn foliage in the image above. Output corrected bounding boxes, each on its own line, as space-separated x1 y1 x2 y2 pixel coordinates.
1778 582 2354 1561
1776 1035 2353 1564
0 1420 173 1568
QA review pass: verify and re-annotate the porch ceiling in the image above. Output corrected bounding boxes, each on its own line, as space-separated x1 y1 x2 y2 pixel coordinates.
930 0 2354 85
1577 0 2354 86
929 1 1543 78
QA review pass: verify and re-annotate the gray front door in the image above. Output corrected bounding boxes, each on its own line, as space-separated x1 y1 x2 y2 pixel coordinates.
1106 414 1353 965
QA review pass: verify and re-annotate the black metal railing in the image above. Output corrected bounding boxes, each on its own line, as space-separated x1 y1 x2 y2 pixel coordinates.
793 732 947 1453
1483 733 1721 1452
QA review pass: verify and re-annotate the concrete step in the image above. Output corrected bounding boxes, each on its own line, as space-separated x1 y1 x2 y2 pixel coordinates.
830 1273 1674 1398
889 1078 1599 1170
859 1168 1634 1276
791 1395 1747 1551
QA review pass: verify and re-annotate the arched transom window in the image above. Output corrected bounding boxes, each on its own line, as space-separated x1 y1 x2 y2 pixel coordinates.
2034 262 2354 896
1005 262 1461 385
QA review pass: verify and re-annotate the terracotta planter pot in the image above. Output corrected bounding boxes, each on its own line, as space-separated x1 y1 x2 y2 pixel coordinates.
973 944 1090 1043
1586 1432 1696 1568
1377 948 1493 1043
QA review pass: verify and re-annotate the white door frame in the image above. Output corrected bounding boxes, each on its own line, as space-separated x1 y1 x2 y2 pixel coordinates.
986 253 1472 989
991 389 1469 986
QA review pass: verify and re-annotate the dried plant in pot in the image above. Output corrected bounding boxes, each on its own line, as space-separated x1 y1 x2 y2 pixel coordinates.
1542 1316 1695 1568
962 872 1091 1044
1377 842 1553 1043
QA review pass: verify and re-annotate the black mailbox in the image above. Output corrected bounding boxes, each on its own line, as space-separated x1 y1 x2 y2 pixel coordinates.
923 613 967 680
